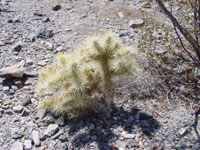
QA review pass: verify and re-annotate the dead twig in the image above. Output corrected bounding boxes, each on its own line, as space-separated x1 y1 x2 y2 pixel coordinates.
156 0 200 60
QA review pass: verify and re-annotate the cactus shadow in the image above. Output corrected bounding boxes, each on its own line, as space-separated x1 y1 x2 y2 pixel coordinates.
65 105 161 150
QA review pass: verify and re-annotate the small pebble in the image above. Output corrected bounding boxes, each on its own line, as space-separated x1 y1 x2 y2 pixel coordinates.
53 5 61 11
13 105 23 113
24 140 32 150
32 130 41 147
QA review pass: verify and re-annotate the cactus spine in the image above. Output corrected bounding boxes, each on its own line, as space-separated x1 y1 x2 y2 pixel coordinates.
36 31 135 117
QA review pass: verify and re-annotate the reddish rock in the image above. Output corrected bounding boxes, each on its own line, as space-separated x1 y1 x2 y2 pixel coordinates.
37 60 46 66
14 79 23 88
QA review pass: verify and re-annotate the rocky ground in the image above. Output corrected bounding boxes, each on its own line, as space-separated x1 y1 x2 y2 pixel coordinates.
0 0 200 150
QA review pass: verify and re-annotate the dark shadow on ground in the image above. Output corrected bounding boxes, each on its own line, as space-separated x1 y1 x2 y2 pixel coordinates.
2 76 28 89
63 105 161 150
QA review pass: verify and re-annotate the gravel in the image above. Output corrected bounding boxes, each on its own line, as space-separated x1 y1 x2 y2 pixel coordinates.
0 0 199 150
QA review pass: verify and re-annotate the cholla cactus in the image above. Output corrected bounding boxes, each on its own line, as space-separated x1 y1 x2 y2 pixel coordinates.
36 31 136 117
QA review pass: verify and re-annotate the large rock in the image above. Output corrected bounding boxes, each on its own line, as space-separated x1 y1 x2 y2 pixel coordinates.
0 61 25 78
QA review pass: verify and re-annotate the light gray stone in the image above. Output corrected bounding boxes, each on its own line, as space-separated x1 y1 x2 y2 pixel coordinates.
11 128 22 139
56 46 64 52
35 109 46 120
116 140 126 148
13 105 23 113
28 33 35 42
123 133 135 139
52 130 63 140
178 127 188 137
3 86 9 91
24 140 32 150
24 71 38 77
0 41 5 46
126 139 139 148
117 12 124 18
10 142 23 150
26 59 33 65
44 124 59 137
32 130 41 146
154 49 168 55
45 42 53 50
129 19 144 28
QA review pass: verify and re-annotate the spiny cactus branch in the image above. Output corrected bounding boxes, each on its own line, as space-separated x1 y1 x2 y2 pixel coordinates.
36 31 136 117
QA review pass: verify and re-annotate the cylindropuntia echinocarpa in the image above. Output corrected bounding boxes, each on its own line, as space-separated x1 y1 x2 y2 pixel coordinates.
36 31 136 117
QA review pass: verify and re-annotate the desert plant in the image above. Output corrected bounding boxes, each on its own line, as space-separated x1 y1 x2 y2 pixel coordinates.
36 31 136 117
156 0 200 62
